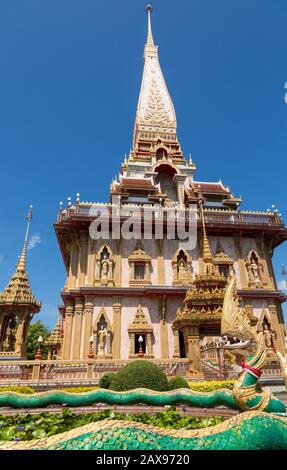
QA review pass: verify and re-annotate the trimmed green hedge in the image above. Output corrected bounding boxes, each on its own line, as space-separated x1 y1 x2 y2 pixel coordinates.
109 360 169 392
168 376 189 390
99 373 116 390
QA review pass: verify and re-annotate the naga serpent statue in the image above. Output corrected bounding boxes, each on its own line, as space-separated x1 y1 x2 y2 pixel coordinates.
219 272 286 413
0 275 286 449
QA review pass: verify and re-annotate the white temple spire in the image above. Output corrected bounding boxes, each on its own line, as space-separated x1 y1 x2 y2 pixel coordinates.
133 5 177 148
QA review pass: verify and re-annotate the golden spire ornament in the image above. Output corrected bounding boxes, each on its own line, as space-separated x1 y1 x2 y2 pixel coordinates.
146 4 154 46
17 205 32 273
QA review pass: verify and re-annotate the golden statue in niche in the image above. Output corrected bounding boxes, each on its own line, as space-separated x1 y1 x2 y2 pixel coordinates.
263 323 275 352
177 256 189 284
97 325 107 358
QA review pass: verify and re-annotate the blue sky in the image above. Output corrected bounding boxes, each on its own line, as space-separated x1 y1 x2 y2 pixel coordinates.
0 0 286 328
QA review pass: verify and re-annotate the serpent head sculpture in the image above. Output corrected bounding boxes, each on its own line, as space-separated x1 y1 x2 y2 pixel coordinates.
221 272 285 412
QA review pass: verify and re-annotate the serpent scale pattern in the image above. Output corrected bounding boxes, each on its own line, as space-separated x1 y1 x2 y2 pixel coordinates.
0 412 286 450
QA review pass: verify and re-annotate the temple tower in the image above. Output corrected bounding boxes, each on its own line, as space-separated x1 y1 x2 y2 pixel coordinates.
54 5 287 375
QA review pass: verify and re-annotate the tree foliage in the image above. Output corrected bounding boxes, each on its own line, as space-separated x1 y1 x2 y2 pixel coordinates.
26 320 51 360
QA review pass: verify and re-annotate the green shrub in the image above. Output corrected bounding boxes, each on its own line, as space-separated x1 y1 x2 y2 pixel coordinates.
168 376 189 390
188 380 235 392
99 373 116 389
109 360 169 392
0 386 35 395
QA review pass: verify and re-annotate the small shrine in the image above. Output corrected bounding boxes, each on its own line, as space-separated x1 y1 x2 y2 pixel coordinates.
0 208 41 358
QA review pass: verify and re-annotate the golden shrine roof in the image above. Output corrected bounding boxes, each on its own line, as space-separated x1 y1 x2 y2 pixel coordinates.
46 314 63 346
0 207 41 312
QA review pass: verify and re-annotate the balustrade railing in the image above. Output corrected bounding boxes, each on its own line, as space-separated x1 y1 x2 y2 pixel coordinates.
0 359 189 387
58 204 283 229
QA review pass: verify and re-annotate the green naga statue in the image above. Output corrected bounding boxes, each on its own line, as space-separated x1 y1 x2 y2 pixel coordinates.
220 272 285 413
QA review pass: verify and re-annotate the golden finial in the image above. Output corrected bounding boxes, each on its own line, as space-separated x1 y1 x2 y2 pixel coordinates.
146 4 154 46
198 195 213 263
17 206 33 273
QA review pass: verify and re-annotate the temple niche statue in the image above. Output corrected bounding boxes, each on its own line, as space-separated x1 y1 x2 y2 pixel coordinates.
246 251 263 288
172 249 193 285
95 246 115 287
263 323 276 354
97 325 107 358
93 306 112 359
2 316 17 352
100 255 110 284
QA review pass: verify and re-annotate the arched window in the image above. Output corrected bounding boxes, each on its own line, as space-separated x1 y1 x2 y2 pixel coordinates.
156 147 167 161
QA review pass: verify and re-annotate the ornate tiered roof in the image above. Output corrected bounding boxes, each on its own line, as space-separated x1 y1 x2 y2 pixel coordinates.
46 314 63 347
0 208 41 312
173 201 228 327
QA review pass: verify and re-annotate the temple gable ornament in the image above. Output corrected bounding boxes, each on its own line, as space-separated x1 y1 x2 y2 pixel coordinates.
128 304 154 358
128 241 152 287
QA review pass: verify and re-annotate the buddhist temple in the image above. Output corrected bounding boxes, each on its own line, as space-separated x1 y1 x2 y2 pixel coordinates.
52 5 287 376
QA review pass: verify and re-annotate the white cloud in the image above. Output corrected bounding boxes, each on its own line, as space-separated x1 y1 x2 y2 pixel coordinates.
277 280 287 291
27 234 41 250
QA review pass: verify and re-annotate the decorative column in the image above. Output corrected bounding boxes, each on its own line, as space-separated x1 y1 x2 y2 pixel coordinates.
184 326 203 376
86 239 96 287
78 231 88 287
129 332 135 357
233 233 249 289
14 312 25 356
83 296 94 358
106 331 112 357
114 239 122 287
172 327 180 358
72 298 84 359
158 296 169 359
112 297 121 359
68 241 78 289
62 299 74 359
255 235 271 288
146 332 153 356
157 239 165 285
268 302 286 355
